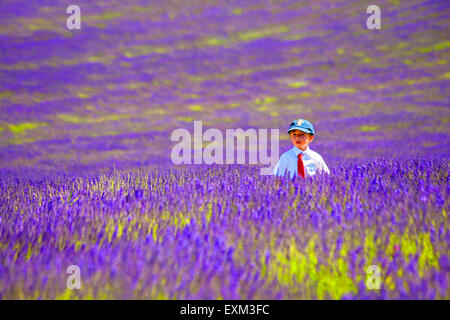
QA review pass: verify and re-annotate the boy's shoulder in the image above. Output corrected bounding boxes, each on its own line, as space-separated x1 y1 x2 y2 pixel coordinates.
306 148 324 161
279 147 325 162
280 148 296 158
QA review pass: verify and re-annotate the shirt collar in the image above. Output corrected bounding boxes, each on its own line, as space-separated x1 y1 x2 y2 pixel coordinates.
292 145 310 156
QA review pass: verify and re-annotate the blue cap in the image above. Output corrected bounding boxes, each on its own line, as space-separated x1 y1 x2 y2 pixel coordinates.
287 118 315 135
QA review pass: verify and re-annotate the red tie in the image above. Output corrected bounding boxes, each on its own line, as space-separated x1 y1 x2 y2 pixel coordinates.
297 153 305 178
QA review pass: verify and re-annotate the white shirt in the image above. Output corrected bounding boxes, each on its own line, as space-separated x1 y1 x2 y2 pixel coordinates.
273 145 330 178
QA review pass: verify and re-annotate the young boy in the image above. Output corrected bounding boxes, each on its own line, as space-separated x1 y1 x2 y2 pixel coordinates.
273 118 330 178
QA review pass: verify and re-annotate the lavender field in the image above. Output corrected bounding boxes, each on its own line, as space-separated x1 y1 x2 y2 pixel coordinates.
0 0 449 299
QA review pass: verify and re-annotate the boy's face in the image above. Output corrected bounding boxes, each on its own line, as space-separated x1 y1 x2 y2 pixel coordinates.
289 129 314 150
